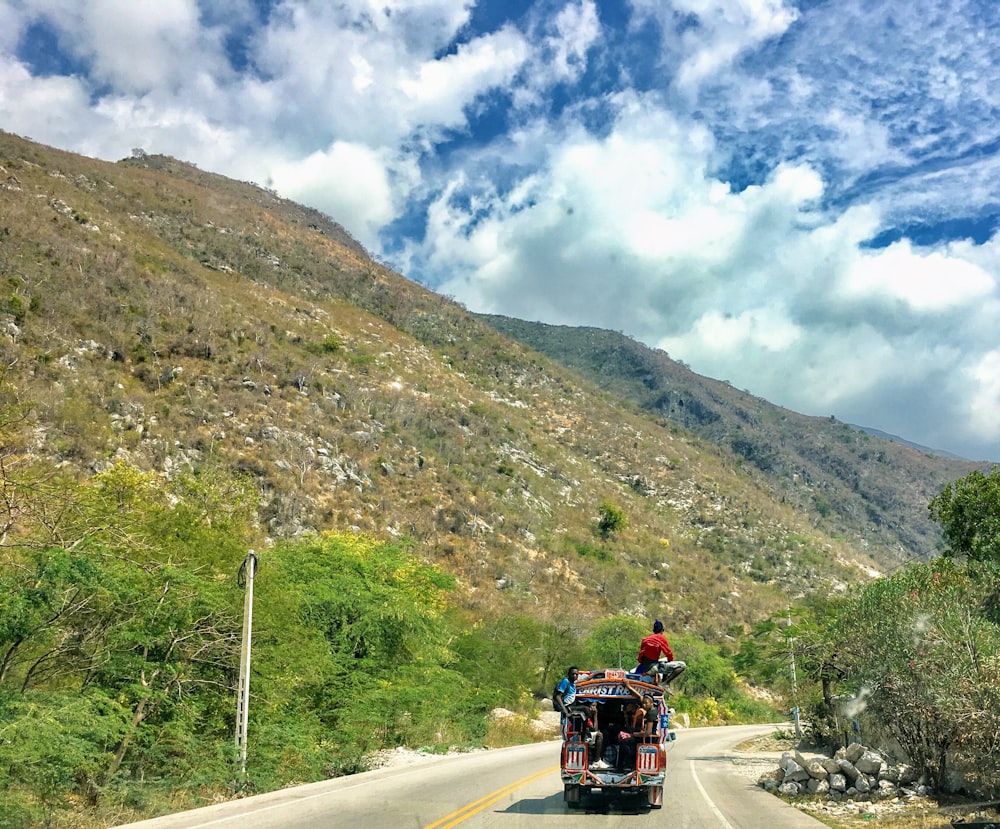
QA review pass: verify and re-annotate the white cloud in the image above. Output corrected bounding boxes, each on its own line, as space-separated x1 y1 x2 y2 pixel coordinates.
632 0 798 90
822 109 895 172
840 241 994 312
0 56 106 153
398 27 529 128
270 142 399 247
251 1 523 148
432 107 831 328
15 0 225 93
662 306 803 355
967 350 1000 443
91 93 262 175
545 0 601 83
0 4 26 54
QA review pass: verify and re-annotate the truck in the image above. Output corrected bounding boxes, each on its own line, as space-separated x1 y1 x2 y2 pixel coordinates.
560 668 675 810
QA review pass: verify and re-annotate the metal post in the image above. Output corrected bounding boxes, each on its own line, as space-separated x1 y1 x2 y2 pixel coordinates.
235 551 257 777
788 609 801 738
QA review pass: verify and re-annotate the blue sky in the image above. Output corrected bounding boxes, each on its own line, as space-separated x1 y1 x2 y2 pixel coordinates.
3 0 1000 462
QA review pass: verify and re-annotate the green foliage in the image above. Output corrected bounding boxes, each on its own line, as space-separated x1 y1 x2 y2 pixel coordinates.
1 507 539 823
573 541 614 562
670 632 737 699
929 465 1000 562
732 596 850 744
597 501 627 540
305 334 343 355
584 614 647 669
5 294 26 325
0 461 256 822
452 613 548 701
834 560 1000 793
347 350 376 369
247 534 477 784
0 691 128 823
662 632 786 725
753 559 1000 795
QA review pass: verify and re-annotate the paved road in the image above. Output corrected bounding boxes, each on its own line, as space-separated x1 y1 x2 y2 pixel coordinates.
113 723 826 828
666 723 825 829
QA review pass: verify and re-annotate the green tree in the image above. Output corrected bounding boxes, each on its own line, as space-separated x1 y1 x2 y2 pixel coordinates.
0 460 255 818
836 561 1000 793
734 596 847 745
929 465 1000 562
453 613 548 700
670 633 738 700
596 501 627 540
0 691 129 825
250 534 470 781
584 614 646 670
89 558 241 782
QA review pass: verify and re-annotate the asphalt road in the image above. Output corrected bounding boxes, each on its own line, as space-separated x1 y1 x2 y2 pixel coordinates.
112 723 826 829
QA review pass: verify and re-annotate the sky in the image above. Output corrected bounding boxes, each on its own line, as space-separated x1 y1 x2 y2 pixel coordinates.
3 0 1000 462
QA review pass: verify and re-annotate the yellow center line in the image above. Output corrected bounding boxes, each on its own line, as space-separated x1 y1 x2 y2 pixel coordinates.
421 765 559 829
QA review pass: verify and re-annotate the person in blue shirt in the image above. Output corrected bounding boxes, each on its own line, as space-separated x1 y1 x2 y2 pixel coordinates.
554 666 579 718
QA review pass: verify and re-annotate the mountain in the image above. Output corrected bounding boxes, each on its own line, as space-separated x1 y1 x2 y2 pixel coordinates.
473 316 990 568
848 424 972 461
0 131 983 641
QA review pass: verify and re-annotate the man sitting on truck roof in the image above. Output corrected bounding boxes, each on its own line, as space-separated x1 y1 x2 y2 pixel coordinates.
636 620 686 692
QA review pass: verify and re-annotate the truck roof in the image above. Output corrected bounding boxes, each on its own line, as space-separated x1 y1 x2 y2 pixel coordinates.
574 668 665 701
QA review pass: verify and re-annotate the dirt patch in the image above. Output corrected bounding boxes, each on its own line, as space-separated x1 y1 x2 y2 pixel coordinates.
734 732 813 755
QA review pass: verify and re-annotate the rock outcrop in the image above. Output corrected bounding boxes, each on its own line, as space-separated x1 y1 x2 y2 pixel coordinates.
758 742 931 803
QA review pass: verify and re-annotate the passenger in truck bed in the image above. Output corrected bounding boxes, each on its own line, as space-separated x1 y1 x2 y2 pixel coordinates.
618 695 658 769
571 701 607 770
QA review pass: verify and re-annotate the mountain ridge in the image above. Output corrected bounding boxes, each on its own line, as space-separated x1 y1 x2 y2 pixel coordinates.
473 314 990 568
0 130 985 641
847 424 972 461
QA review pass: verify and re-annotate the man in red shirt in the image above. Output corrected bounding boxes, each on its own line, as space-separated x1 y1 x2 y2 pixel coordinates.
635 620 686 690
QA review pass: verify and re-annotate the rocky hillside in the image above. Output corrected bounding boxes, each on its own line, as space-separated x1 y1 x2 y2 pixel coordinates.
0 130 976 640
474 317 989 569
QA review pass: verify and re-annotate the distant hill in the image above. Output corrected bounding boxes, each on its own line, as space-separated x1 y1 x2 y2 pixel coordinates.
0 130 984 642
475 315 990 567
848 425 972 461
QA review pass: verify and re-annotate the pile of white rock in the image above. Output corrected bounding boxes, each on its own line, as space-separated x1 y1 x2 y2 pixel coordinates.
758 742 932 801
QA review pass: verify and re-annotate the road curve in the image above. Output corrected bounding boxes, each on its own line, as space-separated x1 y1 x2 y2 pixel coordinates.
112 724 825 828
668 723 826 829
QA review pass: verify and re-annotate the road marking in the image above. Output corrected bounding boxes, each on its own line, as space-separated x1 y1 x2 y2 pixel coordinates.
114 752 558 828
421 765 559 829
690 760 736 829
148 760 487 827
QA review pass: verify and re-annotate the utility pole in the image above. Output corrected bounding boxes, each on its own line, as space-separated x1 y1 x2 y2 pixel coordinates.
235 551 258 778
788 609 801 738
